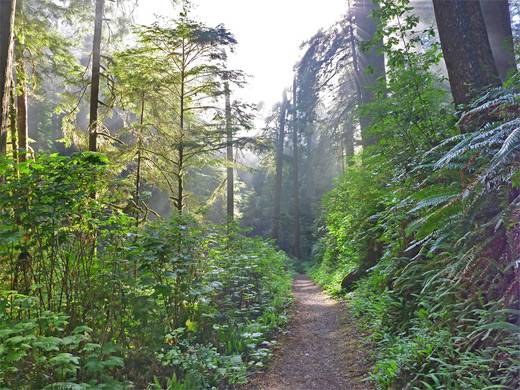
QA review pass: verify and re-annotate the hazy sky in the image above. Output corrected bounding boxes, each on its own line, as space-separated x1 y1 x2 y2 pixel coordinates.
137 0 347 111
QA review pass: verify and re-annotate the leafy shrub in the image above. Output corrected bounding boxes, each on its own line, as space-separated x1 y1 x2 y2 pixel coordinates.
311 43 520 390
0 153 294 389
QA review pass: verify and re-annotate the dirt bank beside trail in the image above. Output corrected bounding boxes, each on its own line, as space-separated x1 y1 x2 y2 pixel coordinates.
238 274 374 390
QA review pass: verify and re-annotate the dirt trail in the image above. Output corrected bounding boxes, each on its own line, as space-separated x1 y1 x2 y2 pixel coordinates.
239 274 374 390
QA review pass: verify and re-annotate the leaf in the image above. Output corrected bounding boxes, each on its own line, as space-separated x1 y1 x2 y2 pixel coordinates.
4 335 24 345
33 336 61 352
84 359 104 374
6 351 27 361
476 322 520 335
102 356 124 369
185 319 198 332
494 125 520 161
72 325 92 334
81 343 100 353
48 353 80 367
43 383 85 390
229 354 242 366
101 342 119 355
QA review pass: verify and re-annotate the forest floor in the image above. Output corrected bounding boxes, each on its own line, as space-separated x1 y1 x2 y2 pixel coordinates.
237 274 375 390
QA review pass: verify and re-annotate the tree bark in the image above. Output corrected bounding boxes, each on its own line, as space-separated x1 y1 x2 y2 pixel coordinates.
15 0 27 162
353 0 385 148
225 81 234 222
292 78 301 261
16 63 28 162
480 0 517 82
432 0 501 109
135 96 145 227
88 0 103 152
9 88 16 161
272 91 289 245
0 0 16 154
176 63 186 212
344 119 355 167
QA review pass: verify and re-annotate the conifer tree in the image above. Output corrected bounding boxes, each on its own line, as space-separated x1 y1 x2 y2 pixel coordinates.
352 0 385 147
225 79 234 222
481 0 517 82
432 0 501 108
0 0 16 154
272 91 289 245
125 16 237 212
291 78 301 260
88 0 103 152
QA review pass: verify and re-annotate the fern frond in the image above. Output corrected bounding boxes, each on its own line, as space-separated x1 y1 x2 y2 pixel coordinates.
425 133 466 157
409 190 459 213
434 124 505 168
426 231 454 256
493 125 520 162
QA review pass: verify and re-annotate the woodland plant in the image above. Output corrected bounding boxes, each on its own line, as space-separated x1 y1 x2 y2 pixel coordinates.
312 71 520 389
311 4 520 386
0 153 293 389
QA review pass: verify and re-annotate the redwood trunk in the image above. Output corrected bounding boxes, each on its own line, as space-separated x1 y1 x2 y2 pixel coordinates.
17 64 28 162
15 0 27 162
9 88 16 161
225 81 234 222
480 0 517 82
177 66 186 212
432 0 501 108
292 79 301 260
344 120 355 166
272 92 289 245
135 96 145 227
89 0 103 152
354 0 385 148
0 0 16 154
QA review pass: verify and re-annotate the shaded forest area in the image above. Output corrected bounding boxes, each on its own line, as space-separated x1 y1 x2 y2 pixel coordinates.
0 0 519 389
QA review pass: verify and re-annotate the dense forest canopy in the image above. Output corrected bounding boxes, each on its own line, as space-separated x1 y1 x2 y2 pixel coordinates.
0 0 519 389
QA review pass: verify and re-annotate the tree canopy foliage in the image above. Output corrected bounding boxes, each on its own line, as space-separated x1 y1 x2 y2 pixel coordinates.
0 0 519 388
306 1 520 389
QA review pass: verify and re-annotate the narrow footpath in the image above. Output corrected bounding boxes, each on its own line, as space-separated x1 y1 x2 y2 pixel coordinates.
239 274 374 390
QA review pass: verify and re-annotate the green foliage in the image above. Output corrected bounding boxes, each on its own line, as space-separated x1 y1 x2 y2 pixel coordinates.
0 153 293 389
310 7 520 388
102 13 253 215
0 293 131 389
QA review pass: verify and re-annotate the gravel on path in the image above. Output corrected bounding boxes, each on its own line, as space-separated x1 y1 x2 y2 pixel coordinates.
238 274 374 390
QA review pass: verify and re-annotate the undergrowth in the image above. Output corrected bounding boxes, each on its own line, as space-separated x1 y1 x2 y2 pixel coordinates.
310 62 520 388
0 153 294 389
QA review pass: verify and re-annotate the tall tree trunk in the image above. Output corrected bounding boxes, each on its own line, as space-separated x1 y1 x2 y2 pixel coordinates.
0 0 16 154
353 0 385 148
15 0 27 162
291 79 301 260
344 119 355 166
348 16 363 108
272 91 288 245
16 62 28 162
134 96 145 227
177 66 186 212
88 0 103 152
225 81 234 222
9 88 16 161
432 0 501 109
480 0 517 82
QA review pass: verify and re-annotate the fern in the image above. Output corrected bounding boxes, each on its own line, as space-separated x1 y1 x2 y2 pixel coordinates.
408 189 460 213
493 125 520 162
